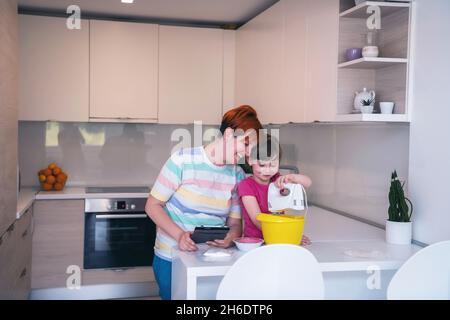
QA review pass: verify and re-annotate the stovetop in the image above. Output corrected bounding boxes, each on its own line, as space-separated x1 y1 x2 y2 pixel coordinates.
85 186 150 194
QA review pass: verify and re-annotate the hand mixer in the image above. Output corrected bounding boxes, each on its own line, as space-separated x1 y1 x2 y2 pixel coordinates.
267 183 308 215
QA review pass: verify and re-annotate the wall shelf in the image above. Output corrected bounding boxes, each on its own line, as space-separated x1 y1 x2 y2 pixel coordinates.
335 113 409 123
338 57 408 69
336 0 412 122
340 1 411 18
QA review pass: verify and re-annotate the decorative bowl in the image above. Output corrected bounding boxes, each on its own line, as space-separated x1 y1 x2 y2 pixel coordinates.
233 237 264 252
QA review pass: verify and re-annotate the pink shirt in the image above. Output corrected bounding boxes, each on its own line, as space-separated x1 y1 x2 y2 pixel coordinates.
238 173 280 238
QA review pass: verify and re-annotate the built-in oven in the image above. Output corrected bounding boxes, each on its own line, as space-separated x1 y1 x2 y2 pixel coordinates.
84 198 156 269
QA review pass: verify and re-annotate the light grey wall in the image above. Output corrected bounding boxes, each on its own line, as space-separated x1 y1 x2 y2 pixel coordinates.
18 122 215 187
275 123 410 226
408 0 450 244
19 121 410 225
0 0 18 236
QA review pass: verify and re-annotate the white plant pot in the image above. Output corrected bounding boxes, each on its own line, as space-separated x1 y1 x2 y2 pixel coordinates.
386 220 412 245
362 46 379 58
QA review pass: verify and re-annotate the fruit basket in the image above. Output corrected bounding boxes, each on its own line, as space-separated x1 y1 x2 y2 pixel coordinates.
38 163 68 191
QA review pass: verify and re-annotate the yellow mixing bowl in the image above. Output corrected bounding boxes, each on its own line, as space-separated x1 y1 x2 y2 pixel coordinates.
256 214 305 245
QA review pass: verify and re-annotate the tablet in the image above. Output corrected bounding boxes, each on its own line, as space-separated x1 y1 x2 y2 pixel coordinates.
191 226 230 244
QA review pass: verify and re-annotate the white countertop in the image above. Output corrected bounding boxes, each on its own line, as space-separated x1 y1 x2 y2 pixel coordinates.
173 206 422 274
34 187 150 200
16 186 150 219
17 188 38 219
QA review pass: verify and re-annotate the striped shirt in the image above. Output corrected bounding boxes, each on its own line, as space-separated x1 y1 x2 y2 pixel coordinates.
150 146 245 261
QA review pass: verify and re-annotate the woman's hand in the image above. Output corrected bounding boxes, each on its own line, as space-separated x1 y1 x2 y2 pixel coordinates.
207 217 242 248
274 174 312 189
206 234 237 249
301 235 311 246
178 231 198 252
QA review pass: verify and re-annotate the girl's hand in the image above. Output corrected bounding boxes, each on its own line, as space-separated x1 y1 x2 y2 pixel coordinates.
274 174 295 189
178 231 198 252
301 235 311 246
274 174 312 189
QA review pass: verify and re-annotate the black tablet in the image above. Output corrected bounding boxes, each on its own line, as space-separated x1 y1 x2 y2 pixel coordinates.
191 226 230 244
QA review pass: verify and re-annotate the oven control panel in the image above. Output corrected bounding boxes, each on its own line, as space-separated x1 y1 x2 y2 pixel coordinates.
85 198 146 213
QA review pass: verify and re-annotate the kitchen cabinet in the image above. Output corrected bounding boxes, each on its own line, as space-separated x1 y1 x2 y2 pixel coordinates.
0 207 33 300
304 0 339 122
235 1 285 124
31 199 155 291
158 25 224 124
31 200 84 289
235 0 339 124
89 20 158 122
0 0 18 236
18 15 89 122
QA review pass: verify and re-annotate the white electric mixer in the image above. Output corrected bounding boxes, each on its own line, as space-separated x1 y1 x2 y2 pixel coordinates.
267 183 308 215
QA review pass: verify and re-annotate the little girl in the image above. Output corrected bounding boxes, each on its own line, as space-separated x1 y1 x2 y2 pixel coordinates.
238 135 312 244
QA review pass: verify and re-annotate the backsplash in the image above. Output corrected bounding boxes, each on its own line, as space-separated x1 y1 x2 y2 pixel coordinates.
19 121 410 225
272 123 410 225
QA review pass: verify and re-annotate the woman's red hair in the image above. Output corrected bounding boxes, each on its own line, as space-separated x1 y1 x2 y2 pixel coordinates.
219 105 263 134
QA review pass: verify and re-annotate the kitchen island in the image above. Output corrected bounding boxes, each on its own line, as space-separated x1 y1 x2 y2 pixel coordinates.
172 206 422 300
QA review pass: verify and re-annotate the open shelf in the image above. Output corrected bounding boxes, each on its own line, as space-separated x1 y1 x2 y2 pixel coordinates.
335 113 409 123
338 57 408 69
340 1 411 18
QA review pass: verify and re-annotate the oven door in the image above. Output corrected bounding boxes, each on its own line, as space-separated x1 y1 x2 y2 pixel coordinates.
84 212 156 269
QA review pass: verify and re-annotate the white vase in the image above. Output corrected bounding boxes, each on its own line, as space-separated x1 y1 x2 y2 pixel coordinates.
386 220 412 245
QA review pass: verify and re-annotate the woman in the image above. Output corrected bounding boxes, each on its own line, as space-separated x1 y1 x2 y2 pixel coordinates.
145 105 262 300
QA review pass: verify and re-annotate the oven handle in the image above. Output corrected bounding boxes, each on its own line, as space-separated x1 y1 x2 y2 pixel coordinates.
95 214 148 219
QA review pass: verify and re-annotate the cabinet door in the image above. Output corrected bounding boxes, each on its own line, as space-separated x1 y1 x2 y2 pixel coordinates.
0 207 32 300
90 20 158 120
19 15 89 122
158 26 223 124
304 0 339 122
31 200 84 289
235 1 286 124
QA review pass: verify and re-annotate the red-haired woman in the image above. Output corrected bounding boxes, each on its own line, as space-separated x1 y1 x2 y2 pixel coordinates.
146 105 262 300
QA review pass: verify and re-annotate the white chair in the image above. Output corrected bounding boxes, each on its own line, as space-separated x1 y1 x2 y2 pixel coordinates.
216 244 324 300
387 240 450 300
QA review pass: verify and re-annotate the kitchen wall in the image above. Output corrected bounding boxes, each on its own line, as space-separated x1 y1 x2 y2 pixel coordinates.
19 121 410 225
408 0 450 244
273 123 410 226
18 121 216 187
0 0 18 236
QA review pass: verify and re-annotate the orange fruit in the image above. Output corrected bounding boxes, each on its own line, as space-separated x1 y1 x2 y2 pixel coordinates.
38 169 45 176
54 182 64 191
48 163 57 170
53 167 61 175
42 183 53 191
46 175 56 185
56 173 66 183
39 174 46 183
43 168 52 176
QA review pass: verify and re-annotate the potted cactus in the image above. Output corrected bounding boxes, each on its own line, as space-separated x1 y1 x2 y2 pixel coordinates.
360 98 375 114
386 170 413 245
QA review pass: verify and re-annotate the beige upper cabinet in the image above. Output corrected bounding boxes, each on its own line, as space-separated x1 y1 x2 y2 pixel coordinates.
235 1 286 124
304 0 338 122
89 20 158 121
158 25 224 125
235 0 339 124
19 15 89 122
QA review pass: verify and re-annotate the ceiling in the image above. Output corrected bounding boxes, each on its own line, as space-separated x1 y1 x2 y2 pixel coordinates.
18 0 279 28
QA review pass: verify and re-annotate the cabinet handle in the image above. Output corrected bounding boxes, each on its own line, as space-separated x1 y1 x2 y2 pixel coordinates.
20 268 27 278
7 224 15 233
